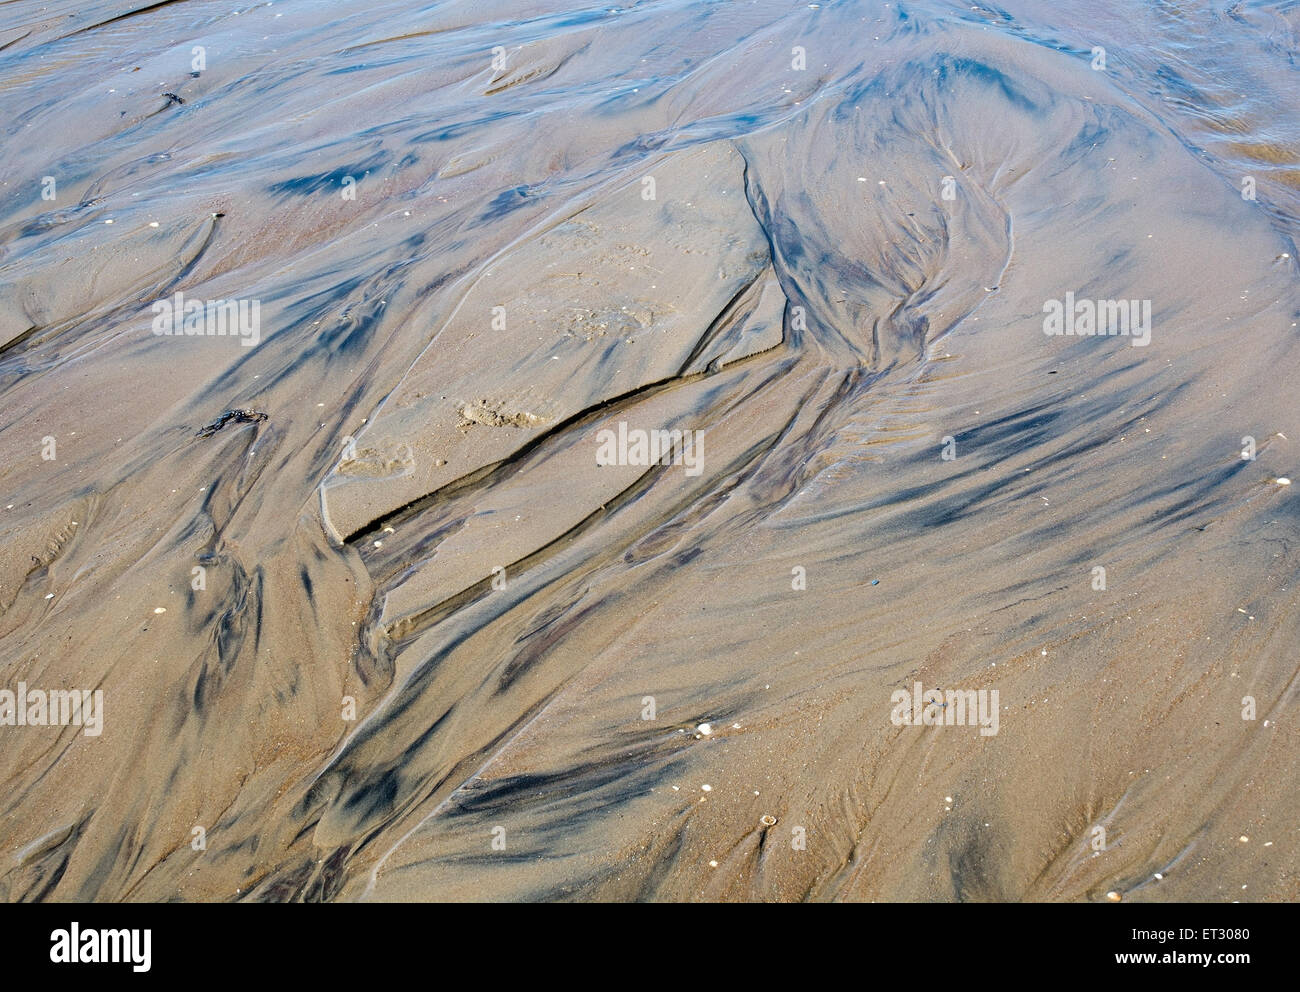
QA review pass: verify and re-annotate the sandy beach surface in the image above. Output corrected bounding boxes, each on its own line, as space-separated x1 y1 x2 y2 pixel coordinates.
1 0 1298 902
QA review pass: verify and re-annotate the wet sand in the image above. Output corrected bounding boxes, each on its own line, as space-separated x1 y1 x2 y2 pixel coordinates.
1 0 1298 902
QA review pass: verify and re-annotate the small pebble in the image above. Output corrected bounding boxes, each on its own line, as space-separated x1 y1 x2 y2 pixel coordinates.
701 784 712 792
760 814 777 827
1277 477 1291 485
1106 891 1122 902
153 607 166 614
697 723 713 736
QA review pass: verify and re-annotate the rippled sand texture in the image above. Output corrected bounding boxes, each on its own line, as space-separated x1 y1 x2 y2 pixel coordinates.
1 0 1298 902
